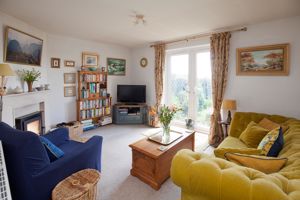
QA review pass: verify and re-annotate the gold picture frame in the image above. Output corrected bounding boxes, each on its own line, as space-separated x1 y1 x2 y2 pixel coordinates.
64 60 75 67
64 73 76 84
82 52 99 68
236 43 289 76
4 26 43 66
107 57 126 76
64 86 76 97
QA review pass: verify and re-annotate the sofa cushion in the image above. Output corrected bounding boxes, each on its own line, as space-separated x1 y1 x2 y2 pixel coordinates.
239 121 269 148
214 148 261 159
40 136 65 162
225 153 287 174
258 127 284 157
218 136 248 149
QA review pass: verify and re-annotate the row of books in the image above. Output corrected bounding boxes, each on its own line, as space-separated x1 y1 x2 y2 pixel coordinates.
81 87 107 98
81 119 95 131
79 98 111 109
80 107 111 120
82 74 106 82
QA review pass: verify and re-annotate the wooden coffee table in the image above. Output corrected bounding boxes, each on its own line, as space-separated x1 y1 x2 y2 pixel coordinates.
129 129 195 190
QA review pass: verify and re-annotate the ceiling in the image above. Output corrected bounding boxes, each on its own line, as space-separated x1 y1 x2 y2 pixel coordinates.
1 0 300 47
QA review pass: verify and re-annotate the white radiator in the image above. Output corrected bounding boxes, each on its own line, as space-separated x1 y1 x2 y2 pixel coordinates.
0 141 12 200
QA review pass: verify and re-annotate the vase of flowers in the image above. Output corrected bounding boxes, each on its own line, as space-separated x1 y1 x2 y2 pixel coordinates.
158 105 181 138
18 69 41 92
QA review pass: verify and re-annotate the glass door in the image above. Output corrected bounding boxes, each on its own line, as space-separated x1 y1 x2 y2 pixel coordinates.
165 46 212 132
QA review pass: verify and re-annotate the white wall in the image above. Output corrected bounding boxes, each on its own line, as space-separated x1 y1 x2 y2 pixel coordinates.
225 16 300 118
131 16 300 119
0 11 132 128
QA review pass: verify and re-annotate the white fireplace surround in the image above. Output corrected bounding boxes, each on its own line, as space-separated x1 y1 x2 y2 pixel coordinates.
2 90 50 131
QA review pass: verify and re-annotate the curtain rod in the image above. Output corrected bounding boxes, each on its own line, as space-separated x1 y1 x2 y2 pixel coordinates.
150 26 247 47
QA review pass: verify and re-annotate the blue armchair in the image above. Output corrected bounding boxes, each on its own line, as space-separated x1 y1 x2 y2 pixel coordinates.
0 122 103 200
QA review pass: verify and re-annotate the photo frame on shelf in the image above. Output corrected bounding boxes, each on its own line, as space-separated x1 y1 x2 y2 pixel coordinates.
51 58 60 68
64 60 75 67
107 57 126 76
4 26 43 66
64 86 76 97
82 52 99 68
236 43 289 76
64 73 76 84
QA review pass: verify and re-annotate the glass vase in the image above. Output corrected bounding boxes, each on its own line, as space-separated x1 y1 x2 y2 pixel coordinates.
162 124 170 138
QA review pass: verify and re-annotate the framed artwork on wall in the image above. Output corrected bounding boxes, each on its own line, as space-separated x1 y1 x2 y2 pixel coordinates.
64 60 75 67
82 52 99 68
236 43 289 76
64 73 76 84
4 26 43 66
64 86 76 97
51 58 60 68
107 57 126 75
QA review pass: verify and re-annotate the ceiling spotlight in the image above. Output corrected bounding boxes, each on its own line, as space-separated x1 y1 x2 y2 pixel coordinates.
131 12 147 25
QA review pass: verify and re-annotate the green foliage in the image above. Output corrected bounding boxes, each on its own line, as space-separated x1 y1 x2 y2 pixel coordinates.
159 105 182 127
18 68 41 82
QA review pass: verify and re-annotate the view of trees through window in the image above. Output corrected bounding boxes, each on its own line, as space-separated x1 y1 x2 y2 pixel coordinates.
166 50 212 129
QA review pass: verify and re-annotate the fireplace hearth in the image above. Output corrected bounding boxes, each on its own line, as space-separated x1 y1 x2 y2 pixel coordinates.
15 111 44 135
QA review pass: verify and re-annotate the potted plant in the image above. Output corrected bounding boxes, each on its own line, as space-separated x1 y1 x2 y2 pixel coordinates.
18 69 41 92
158 105 181 138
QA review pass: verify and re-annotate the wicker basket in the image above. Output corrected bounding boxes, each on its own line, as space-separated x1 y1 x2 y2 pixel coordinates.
52 169 100 200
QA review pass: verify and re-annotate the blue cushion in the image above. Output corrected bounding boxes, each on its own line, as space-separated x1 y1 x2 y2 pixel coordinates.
267 127 284 157
40 136 64 161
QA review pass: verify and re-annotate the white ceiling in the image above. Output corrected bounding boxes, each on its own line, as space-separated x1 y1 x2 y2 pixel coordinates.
1 0 300 47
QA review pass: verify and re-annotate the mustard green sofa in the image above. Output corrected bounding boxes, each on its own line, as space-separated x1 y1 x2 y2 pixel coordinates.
171 112 300 200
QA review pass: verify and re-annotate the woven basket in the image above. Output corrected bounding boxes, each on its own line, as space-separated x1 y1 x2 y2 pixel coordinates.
52 169 100 200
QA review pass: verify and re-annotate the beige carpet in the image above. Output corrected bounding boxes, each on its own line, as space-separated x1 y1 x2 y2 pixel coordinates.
82 124 210 200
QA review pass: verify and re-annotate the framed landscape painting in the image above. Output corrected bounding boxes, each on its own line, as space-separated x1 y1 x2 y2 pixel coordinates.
82 52 99 68
4 26 43 66
236 43 289 76
107 58 126 75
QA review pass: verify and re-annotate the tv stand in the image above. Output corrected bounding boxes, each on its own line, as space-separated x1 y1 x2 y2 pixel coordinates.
113 104 147 124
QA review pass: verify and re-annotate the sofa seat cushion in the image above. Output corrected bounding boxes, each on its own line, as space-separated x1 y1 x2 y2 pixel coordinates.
218 136 248 149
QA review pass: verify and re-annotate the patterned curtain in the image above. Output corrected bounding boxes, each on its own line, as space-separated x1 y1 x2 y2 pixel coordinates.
209 32 231 147
154 44 166 108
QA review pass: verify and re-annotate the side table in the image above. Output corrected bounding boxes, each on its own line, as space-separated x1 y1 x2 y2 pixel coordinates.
52 169 100 200
218 121 230 138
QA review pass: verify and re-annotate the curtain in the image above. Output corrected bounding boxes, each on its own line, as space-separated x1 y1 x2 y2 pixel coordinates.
154 44 166 108
209 32 231 147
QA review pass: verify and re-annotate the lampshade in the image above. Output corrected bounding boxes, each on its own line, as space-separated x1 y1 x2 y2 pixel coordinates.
0 64 15 76
222 99 237 110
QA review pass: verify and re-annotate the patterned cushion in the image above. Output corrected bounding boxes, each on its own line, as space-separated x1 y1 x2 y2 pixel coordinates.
239 121 269 148
259 118 289 133
225 152 287 174
257 127 284 157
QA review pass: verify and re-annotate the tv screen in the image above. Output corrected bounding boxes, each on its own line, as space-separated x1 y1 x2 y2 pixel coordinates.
117 85 146 103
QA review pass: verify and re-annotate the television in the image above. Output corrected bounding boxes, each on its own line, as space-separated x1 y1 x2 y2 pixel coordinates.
117 85 146 103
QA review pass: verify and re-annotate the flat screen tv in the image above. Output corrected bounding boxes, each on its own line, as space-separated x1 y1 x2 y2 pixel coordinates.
117 85 146 103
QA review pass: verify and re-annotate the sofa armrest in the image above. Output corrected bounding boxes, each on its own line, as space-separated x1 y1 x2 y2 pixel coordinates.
44 128 70 146
31 136 103 200
171 149 290 200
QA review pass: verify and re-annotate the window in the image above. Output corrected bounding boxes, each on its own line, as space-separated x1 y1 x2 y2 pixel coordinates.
165 45 212 133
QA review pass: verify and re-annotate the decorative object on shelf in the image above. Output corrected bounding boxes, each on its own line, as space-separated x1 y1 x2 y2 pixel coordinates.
64 86 76 97
51 58 60 68
64 60 75 67
158 105 181 138
82 52 99 68
4 26 43 66
44 84 50 90
237 43 289 76
18 68 41 92
222 99 237 124
140 57 148 67
64 73 76 84
101 66 106 72
107 58 126 76
0 63 15 122
13 86 23 94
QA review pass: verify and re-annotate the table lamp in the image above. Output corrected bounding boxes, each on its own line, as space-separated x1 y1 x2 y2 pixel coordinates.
222 99 237 124
0 63 15 121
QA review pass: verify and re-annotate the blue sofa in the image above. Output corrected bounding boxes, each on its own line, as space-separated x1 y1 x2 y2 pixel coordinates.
0 122 103 200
